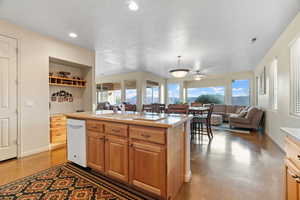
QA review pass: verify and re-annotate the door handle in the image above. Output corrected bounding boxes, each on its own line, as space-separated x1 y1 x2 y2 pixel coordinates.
68 124 83 129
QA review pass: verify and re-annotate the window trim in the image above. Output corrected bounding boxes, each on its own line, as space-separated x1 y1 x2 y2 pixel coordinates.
145 81 161 104
290 36 300 117
167 83 181 105
231 79 251 106
124 80 137 104
269 58 278 111
186 86 226 104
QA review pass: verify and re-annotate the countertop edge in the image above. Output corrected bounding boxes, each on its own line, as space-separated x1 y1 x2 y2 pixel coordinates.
64 113 192 129
281 127 300 143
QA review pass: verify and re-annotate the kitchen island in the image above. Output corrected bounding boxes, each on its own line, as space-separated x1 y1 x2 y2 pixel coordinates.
65 111 192 200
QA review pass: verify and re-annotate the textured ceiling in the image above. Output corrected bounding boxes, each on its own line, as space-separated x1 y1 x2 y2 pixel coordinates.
0 0 299 78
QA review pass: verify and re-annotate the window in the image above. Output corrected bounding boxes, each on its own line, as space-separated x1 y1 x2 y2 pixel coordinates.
291 37 300 115
232 80 250 106
270 59 278 110
168 83 180 104
125 80 137 104
187 86 225 104
146 80 160 104
97 82 121 105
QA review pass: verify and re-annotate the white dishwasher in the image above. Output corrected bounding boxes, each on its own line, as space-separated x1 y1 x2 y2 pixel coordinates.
67 119 87 167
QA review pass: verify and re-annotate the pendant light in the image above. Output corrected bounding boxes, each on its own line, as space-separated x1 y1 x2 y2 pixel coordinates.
193 70 206 80
169 56 190 78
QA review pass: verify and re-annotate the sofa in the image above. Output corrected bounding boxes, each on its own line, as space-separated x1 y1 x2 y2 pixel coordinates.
229 106 264 130
209 104 245 122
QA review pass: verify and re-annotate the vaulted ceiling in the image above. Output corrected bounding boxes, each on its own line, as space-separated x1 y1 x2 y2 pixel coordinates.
0 0 299 77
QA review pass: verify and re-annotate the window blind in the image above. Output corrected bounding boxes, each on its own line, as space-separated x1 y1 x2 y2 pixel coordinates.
270 59 278 110
291 37 300 114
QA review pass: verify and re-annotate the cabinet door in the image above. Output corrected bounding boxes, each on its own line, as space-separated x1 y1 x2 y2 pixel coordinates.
285 159 300 200
129 141 166 197
87 131 105 172
105 135 129 182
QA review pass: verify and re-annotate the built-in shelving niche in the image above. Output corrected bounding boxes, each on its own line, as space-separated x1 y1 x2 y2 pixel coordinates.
49 57 92 115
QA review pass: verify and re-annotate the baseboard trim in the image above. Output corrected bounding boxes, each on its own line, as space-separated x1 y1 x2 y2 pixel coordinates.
50 143 66 150
185 170 192 182
20 145 50 158
264 130 285 153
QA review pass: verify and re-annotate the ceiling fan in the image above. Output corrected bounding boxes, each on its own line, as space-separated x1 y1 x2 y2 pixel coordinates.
192 70 206 80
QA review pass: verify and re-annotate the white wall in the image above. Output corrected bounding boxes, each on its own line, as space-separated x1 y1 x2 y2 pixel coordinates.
167 71 254 105
96 71 167 111
0 20 95 157
254 12 300 149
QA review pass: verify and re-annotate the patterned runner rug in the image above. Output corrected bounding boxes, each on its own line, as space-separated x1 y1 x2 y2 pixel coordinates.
0 163 156 200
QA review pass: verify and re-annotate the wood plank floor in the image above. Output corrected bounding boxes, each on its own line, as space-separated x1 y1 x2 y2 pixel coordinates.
0 131 284 200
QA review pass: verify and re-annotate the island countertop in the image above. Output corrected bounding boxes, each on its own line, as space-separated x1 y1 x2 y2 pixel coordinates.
281 127 300 143
65 110 192 128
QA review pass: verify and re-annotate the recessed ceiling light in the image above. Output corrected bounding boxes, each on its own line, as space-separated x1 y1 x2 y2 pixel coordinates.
128 1 139 11
69 32 78 38
251 37 257 44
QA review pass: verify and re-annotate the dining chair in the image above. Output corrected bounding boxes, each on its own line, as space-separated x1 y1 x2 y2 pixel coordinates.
167 104 189 115
142 104 153 112
192 104 214 139
191 102 203 107
152 103 166 113
125 104 137 112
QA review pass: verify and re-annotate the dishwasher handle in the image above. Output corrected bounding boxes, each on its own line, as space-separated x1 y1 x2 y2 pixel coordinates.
68 124 84 129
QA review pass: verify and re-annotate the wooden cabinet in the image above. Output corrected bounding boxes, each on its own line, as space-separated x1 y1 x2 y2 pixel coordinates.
105 135 129 182
285 136 300 200
84 120 184 200
50 115 66 145
285 165 300 200
130 126 165 145
87 131 105 172
87 120 104 132
129 140 166 197
105 122 128 137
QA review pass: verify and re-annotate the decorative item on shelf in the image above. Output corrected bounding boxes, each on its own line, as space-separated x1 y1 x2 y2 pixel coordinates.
51 93 57 102
72 76 82 80
51 90 73 103
49 72 53 76
57 71 71 78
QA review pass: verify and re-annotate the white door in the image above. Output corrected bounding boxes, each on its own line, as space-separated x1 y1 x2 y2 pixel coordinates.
0 35 18 161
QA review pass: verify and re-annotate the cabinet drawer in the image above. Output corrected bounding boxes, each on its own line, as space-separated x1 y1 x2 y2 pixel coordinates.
105 123 128 137
286 136 300 168
51 127 66 134
87 120 104 132
87 131 105 139
129 126 165 144
50 116 66 122
50 121 66 128
51 129 66 143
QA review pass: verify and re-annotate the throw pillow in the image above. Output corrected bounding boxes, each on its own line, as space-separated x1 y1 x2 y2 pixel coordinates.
236 107 244 114
238 110 248 118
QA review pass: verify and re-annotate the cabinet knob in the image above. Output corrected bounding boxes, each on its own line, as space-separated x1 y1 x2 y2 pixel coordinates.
297 155 300 160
